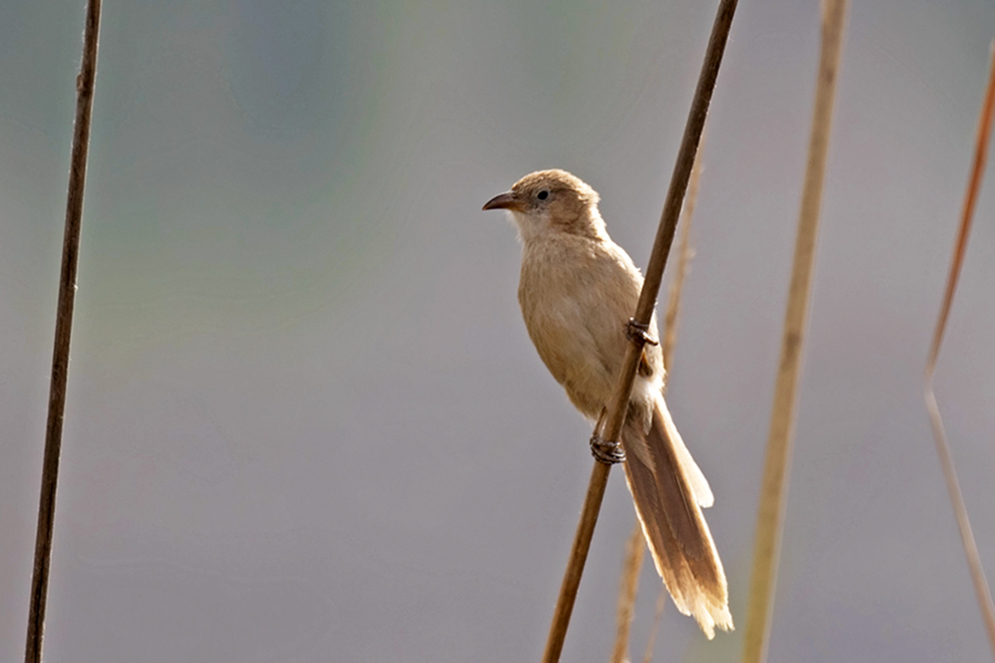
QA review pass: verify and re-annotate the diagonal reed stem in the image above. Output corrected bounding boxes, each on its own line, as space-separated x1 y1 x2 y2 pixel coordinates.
923 35 995 658
540 2 738 661
25 2 102 662
610 127 704 663
741 3 847 662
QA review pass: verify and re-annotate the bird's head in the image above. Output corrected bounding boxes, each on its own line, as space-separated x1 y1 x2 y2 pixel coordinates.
482 169 605 241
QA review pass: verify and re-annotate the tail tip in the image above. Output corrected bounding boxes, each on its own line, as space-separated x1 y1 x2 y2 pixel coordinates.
697 606 734 640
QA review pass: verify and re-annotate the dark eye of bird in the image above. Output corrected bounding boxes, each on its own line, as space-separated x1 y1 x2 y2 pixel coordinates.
537 190 549 200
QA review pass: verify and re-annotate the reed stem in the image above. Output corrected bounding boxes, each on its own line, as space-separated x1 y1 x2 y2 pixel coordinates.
25 2 102 662
922 33 995 658
741 3 848 662
540 2 738 660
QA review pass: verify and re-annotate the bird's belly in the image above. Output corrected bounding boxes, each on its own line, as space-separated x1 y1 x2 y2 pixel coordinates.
523 292 620 419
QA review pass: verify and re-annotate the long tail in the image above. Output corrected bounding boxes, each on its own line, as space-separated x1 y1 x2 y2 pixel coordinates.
621 397 733 639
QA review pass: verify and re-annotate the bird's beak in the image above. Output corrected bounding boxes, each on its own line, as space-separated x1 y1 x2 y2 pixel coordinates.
482 191 524 212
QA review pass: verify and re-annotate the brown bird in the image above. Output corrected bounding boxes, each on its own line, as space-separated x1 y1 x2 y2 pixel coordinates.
483 169 732 638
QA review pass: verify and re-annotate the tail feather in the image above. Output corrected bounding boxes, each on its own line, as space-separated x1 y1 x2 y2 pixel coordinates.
663 403 714 508
621 398 732 639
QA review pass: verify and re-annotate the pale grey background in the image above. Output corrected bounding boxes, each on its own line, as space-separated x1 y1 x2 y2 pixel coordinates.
3 1 995 661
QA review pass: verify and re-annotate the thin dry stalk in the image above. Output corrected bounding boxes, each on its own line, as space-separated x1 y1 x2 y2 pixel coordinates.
612 524 647 663
540 3 738 661
741 3 847 663
25 2 102 662
662 138 701 375
641 588 668 663
922 37 995 657
610 129 704 663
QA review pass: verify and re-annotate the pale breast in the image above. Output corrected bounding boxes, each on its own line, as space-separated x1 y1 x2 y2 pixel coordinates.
518 234 660 419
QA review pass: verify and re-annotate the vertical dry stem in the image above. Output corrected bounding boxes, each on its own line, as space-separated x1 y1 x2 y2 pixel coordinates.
540 2 738 661
25 2 102 662
922 36 995 657
741 2 847 662
611 519 647 663
661 138 701 376
641 589 668 663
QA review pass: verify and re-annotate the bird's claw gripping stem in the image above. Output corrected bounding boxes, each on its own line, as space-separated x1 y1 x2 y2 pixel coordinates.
625 318 659 346
590 433 626 465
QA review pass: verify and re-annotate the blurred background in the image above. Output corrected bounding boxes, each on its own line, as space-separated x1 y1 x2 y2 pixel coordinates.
2 0 995 661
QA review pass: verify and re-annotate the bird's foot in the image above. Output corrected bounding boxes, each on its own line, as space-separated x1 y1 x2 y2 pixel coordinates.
625 318 659 346
590 433 626 464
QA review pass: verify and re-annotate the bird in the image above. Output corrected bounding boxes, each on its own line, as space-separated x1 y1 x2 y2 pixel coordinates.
482 169 732 638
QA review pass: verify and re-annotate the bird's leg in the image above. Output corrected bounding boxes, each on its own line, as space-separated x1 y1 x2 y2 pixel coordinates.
589 407 626 464
625 318 659 346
